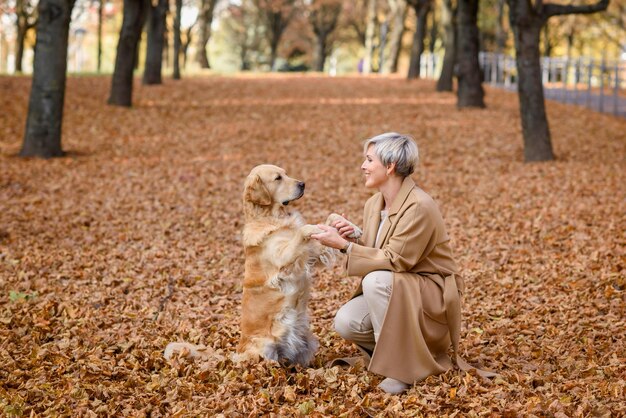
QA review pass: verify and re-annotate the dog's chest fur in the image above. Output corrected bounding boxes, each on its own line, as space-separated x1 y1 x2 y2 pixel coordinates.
244 211 316 297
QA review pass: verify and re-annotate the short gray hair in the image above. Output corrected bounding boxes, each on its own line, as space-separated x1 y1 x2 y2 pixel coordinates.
363 132 419 178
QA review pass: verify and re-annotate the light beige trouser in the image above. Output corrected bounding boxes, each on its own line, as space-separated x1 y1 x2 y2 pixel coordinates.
334 270 393 351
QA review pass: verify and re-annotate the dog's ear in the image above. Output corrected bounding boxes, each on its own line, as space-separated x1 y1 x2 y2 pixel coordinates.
245 175 272 206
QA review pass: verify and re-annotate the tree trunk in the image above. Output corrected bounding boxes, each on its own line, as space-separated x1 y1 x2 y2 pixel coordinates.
108 0 148 107
164 25 170 67
14 0 29 73
240 43 250 71
506 0 607 162
143 0 168 85
362 0 377 74
0 33 8 73
264 2 296 72
495 0 506 54
97 0 103 72
566 29 574 60
314 34 327 72
182 25 194 69
378 20 388 72
407 1 430 79
428 5 437 54
384 0 407 74
15 26 27 73
456 0 484 107
133 29 142 71
309 1 341 73
269 39 279 71
195 0 216 69
173 0 182 79
512 20 554 161
436 0 455 91
542 24 552 56
20 0 75 158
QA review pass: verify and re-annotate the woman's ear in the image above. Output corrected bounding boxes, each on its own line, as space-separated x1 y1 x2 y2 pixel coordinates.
245 175 272 206
386 162 396 177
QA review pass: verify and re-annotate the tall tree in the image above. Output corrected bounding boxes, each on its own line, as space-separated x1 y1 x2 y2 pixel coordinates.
362 0 377 73
143 0 169 85
406 0 430 79
172 0 183 80
20 0 76 158
506 0 609 162
383 0 407 73
195 0 218 69
222 0 265 71
456 0 484 107
342 0 367 47
308 0 342 72
14 0 37 73
378 12 389 73
182 17 198 68
229 0 265 71
97 0 104 72
255 0 297 70
436 0 455 91
495 0 507 54
542 23 554 56
428 3 437 53
173 0 182 79
108 0 149 107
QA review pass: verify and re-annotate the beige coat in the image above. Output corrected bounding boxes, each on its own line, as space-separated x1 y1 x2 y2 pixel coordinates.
345 176 474 384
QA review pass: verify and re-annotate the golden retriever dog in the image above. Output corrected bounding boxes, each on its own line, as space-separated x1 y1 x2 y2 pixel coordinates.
165 164 361 367
237 164 363 366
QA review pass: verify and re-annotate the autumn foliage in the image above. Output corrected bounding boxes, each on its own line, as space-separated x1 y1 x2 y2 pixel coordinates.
0 74 624 416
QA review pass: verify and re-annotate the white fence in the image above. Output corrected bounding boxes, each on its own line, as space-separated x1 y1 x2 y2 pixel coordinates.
419 52 625 118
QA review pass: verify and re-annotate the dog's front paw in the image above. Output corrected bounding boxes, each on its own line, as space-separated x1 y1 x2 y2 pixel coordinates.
348 225 363 240
326 213 363 239
326 213 344 225
300 224 323 239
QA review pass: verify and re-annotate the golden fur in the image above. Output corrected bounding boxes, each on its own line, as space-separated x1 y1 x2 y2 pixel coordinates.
237 164 332 365
164 165 360 366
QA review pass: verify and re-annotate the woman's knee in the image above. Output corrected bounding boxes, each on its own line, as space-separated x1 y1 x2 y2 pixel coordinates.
333 306 352 339
362 270 393 297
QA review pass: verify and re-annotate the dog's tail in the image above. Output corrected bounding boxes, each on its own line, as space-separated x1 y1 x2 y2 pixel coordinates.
164 342 213 360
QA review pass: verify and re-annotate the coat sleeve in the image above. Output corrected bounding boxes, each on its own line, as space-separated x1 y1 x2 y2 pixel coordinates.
346 201 438 277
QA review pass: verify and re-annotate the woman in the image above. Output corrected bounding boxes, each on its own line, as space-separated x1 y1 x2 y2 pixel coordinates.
311 133 493 394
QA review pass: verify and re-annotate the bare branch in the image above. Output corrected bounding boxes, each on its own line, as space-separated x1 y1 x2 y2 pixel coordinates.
543 0 609 18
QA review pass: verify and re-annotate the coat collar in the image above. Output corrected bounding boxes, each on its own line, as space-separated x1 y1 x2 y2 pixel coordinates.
363 193 383 247
388 176 416 216
366 176 416 248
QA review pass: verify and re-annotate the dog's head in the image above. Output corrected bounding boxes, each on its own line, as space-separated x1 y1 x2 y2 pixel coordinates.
243 165 305 217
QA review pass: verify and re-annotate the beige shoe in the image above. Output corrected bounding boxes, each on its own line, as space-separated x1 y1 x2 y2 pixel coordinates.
378 377 410 394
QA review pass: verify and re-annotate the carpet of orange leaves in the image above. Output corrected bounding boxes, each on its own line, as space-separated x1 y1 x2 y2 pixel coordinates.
0 74 624 416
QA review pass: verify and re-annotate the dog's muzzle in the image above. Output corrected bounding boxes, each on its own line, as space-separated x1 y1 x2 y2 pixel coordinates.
282 182 305 206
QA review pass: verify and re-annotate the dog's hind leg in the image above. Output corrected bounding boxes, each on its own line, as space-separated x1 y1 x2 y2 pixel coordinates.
293 332 319 366
276 324 319 367
262 343 280 362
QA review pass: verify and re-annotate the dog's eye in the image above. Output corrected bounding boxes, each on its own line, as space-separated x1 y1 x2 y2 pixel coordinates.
275 175 282 181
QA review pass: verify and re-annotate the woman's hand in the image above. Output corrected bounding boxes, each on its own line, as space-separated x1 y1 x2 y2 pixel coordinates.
331 213 357 242
310 224 349 250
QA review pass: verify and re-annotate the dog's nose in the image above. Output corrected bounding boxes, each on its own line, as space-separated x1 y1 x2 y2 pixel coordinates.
298 182 305 190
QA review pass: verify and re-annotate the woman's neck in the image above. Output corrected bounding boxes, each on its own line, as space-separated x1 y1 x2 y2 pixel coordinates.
379 176 403 210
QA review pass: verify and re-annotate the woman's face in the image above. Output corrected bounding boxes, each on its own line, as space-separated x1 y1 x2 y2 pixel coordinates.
361 145 389 189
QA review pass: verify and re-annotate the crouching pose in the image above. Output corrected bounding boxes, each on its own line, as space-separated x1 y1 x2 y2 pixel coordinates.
311 133 496 394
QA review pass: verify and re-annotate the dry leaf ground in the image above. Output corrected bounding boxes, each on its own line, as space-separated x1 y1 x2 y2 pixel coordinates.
0 74 624 417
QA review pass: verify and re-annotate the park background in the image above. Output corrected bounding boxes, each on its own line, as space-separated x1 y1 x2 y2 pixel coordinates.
1 0 625 416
